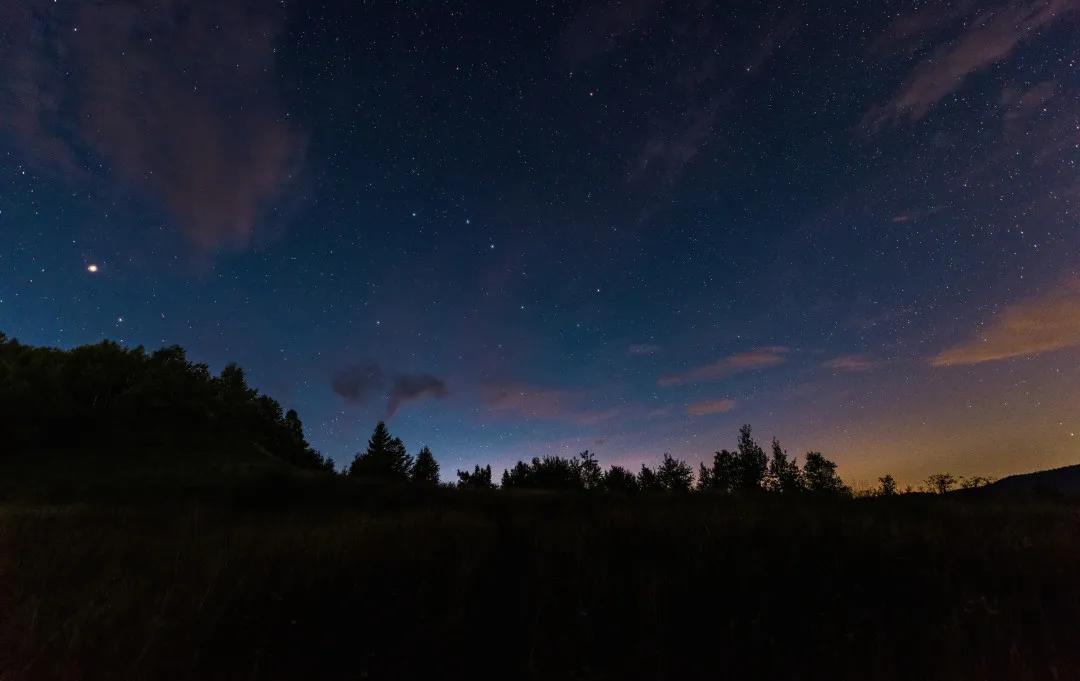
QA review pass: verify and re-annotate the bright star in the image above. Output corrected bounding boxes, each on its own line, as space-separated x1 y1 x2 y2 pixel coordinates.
86 264 99 273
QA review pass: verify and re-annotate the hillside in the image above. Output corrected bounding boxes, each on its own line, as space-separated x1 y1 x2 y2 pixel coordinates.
0 333 333 489
983 464 1080 498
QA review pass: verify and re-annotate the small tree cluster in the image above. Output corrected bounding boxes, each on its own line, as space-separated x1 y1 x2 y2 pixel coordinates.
496 451 694 494
601 465 639 493
918 473 994 494
697 425 847 496
346 421 442 485
492 425 848 497
500 451 602 490
959 475 994 490
876 474 898 496
925 473 957 495
650 453 695 493
456 464 495 489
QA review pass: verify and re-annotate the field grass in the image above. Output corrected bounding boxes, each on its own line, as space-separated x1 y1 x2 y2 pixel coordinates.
4 483 1080 681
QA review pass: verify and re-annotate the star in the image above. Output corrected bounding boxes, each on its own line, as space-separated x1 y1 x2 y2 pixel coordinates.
86 264 99 273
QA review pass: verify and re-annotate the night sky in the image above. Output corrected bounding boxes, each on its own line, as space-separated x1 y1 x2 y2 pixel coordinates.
3 0 1079 485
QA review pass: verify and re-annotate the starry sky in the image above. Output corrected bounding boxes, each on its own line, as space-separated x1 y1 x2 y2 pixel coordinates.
2 0 1079 485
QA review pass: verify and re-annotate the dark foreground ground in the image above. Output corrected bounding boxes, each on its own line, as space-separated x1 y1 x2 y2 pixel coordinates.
3 480 1080 681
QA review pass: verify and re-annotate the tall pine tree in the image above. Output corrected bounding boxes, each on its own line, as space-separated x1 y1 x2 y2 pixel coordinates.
348 421 414 481
412 446 440 485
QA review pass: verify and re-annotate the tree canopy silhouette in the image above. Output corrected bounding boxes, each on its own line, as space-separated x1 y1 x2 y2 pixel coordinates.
925 473 957 495
877 474 898 496
347 421 414 481
697 426 847 497
500 451 603 491
803 452 847 495
637 464 663 492
602 465 639 493
735 424 768 491
411 446 440 485
767 437 803 494
457 464 495 489
656 453 694 492
0 333 330 470
697 425 770 493
699 449 738 492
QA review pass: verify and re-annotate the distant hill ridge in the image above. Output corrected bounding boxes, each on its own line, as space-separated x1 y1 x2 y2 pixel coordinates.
982 464 1080 497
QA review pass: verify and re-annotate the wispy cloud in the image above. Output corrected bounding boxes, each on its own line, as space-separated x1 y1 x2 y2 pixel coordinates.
686 398 737 417
628 343 662 356
823 354 879 372
892 206 944 224
659 346 789 387
867 0 977 59
483 381 620 425
560 2 800 185
931 280 1080 366
634 13 800 183
0 1 305 251
1001 80 1058 124
864 0 1075 129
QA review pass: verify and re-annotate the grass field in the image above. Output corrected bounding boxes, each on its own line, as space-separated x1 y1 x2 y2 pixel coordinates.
4 483 1080 680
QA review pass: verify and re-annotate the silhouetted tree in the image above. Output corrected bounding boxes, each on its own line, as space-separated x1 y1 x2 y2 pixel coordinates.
877 474 898 496
706 449 739 493
412 446 440 485
603 465 640 493
767 437 802 494
734 425 768 492
501 456 569 489
388 436 413 474
457 464 495 489
925 473 956 494
501 461 532 488
284 409 304 443
802 452 847 495
219 362 254 405
637 464 662 492
696 463 713 491
348 421 414 481
657 453 694 492
500 452 602 490
577 450 603 490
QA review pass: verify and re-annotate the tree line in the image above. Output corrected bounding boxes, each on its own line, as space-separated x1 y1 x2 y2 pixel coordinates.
345 420 853 495
345 420 996 496
1 335 993 495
